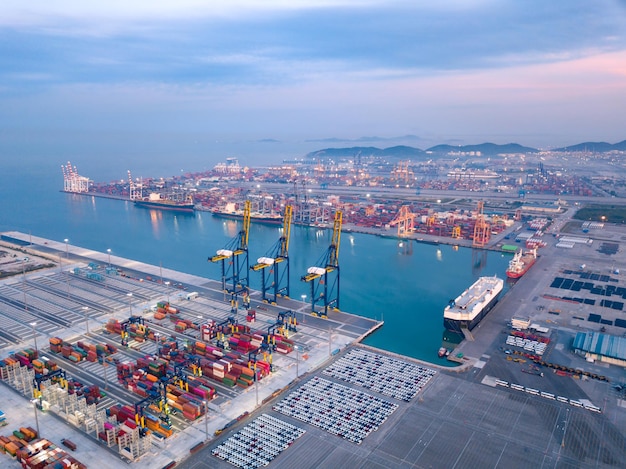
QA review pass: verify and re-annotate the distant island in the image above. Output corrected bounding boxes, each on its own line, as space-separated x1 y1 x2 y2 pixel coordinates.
306 140 626 159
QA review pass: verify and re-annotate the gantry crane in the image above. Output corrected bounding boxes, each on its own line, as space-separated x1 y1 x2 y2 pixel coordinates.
301 210 342 318
389 205 416 237
127 170 142 201
209 200 251 297
251 205 293 304
472 201 490 247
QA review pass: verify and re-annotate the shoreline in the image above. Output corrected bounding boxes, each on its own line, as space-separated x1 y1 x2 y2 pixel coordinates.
62 189 505 252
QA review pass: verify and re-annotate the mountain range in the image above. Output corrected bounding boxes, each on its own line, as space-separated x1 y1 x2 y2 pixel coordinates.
552 141 626 152
306 140 626 158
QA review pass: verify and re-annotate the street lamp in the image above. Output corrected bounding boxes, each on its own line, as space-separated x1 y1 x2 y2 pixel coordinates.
204 399 209 442
66 269 71 299
31 399 40 438
107 248 112 267
164 281 171 304
295 345 299 379
30 322 38 355
328 325 332 357
254 368 259 408
103 358 109 389
301 294 307 323
64 238 69 262
22 258 28 310
82 306 90 335
127 292 133 316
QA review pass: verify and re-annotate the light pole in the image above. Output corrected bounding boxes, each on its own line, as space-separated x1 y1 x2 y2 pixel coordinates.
66 269 71 299
82 306 90 335
204 399 209 442
22 257 28 310
164 281 171 304
254 368 259 408
301 294 307 323
64 238 69 263
30 322 41 438
30 322 38 355
127 292 133 316
328 325 332 357
31 399 40 438
295 345 299 379
100 356 109 390
107 248 111 267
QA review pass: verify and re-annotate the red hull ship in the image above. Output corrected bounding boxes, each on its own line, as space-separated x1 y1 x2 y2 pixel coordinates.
506 249 537 279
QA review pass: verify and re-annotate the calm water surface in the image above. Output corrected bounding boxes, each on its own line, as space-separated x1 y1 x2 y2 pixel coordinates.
1 155 511 363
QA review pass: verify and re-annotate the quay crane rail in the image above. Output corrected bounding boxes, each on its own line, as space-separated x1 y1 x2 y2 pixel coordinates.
251 205 293 304
301 210 342 318
209 200 251 297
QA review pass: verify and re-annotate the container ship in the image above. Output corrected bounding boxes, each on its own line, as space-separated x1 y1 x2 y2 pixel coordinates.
443 276 504 332
211 202 282 225
506 249 537 279
134 193 195 212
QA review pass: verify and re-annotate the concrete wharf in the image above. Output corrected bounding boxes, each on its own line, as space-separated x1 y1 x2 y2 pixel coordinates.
1 228 626 468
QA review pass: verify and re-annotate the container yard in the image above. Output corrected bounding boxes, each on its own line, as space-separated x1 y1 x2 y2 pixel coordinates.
3 201 626 468
0 231 383 468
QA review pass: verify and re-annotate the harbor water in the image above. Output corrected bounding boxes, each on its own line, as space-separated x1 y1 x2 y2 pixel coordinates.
0 156 511 363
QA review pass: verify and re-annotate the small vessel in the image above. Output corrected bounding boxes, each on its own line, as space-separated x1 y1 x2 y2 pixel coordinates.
134 193 195 212
444 276 504 332
506 249 536 279
438 347 450 358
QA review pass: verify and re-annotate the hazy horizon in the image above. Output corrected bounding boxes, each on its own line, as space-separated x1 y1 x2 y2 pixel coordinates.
2 0 626 177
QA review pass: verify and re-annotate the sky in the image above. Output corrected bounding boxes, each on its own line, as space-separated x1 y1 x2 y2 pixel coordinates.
1 0 626 167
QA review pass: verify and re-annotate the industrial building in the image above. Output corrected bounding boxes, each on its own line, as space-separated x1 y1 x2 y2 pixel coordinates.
573 331 626 368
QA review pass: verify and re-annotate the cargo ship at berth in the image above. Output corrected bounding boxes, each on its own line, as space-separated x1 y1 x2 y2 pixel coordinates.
134 193 195 212
506 249 537 279
211 202 282 225
443 276 504 332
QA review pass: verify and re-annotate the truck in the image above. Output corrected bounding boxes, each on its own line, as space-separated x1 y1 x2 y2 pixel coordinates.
61 439 77 451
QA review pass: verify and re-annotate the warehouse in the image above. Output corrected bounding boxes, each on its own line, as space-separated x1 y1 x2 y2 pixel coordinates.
572 331 626 368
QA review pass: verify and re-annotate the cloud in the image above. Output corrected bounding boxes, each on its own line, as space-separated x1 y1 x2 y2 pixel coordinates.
1 1 625 148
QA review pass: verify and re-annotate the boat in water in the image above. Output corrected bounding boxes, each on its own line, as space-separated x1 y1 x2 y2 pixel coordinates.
212 202 282 225
437 347 450 358
212 210 283 225
506 249 537 279
134 193 195 212
444 276 504 332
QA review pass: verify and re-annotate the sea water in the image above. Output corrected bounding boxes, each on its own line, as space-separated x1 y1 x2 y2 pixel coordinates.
0 154 511 363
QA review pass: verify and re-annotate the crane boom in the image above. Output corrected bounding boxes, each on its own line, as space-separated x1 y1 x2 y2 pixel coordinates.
280 205 292 258
328 210 341 267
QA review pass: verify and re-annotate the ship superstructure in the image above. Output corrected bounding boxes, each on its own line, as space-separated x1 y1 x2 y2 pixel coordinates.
506 249 537 279
444 276 503 332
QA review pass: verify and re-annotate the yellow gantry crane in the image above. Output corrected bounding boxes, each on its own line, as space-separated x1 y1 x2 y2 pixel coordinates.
472 200 490 247
209 200 251 295
251 205 293 304
389 205 416 237
301 210 342 318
